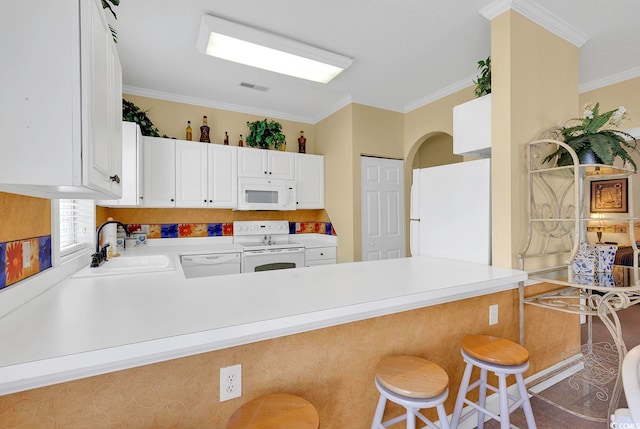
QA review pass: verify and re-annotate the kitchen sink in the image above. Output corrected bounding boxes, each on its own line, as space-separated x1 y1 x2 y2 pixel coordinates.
72 254 175 278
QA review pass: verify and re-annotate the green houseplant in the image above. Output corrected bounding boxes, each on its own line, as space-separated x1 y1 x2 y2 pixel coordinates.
122 99 166 137
473 56 491 98
246 119 286 150
543 103 638 172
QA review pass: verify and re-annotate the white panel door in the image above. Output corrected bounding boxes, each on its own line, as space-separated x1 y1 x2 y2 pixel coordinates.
361 156 405 261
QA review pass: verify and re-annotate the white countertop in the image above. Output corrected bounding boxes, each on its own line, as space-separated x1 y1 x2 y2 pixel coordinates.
0 241 525 395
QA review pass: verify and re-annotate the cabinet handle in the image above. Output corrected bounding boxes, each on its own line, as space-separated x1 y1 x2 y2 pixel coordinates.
264 171 268 175
269 171 272 175
110 174 120 184
209 200 213 203
139 196 144 200
171 198 175 202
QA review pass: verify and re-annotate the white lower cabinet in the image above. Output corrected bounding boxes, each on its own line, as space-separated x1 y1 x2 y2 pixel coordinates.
295 154 324 209
305 246 337 266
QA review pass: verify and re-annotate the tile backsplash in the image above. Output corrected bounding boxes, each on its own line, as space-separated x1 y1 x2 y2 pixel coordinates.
0 236 51 290
129 221 335 239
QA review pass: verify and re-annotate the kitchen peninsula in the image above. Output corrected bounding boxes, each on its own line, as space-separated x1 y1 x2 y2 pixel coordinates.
0 255 564 428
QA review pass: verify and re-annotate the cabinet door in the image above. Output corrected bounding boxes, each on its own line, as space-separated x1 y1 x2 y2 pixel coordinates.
83 0 121 196
237 147 268 178
268 151 295 180
208 145 238 208
143 137 176 207
295 154 324 209
97 122 141 207
176 140 208 208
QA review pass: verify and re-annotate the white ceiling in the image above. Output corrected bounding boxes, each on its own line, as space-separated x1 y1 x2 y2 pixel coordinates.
112 0 640 124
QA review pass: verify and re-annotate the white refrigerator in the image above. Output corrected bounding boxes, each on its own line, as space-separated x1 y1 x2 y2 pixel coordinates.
410 158 491 265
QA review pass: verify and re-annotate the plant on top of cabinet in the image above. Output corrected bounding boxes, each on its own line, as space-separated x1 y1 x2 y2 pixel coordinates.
473 56 491 98
122 99 168 137
246 119 286 150
543 103 638 171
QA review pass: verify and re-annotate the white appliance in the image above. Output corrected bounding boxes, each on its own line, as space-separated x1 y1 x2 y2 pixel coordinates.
180 252 242 278
233 221 305 272
237 178 296 211
410 158 491 265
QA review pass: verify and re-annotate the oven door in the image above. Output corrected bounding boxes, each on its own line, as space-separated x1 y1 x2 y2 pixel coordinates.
242 247 305 272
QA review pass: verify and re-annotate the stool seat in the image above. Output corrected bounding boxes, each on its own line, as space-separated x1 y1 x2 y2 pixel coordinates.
226 393 319 429
371 355 450 429
376 355 449 398
461 335 529 366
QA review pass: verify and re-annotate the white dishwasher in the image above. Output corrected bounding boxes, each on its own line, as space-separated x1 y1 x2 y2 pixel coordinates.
180 252 241 278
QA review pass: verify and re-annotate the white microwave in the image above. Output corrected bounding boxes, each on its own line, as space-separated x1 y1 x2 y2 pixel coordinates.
237 178 296 211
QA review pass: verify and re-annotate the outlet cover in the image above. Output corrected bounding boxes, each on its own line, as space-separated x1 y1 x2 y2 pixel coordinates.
489 304 498 325
220 364 242 401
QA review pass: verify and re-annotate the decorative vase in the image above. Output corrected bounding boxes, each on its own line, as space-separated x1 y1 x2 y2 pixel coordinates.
579 150 602 165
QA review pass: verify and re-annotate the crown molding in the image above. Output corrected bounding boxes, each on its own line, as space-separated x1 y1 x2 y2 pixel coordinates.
122 85 316 124
403 74 475 113
579 66 640 94
480 0 589 47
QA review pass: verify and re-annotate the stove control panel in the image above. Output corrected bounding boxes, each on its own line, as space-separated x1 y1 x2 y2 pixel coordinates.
233 221 290 236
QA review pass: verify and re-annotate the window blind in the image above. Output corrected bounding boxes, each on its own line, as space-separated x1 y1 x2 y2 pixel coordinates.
59 199 94 256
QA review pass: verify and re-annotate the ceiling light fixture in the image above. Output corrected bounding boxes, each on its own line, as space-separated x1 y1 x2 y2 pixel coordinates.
196 15 353 84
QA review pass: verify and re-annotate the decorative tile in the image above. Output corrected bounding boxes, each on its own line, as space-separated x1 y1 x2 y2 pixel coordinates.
222 223 233 236
5 241 23 286
161 224 178 238
0 242 5 290
178 224 194 237
148 224 162 239
208 223 223 236
39 236 52 270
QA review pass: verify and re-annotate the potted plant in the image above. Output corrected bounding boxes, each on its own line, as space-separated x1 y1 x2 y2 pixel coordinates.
246 119 286 150
122 99 166 137
473 56 491 98
543 103 638 171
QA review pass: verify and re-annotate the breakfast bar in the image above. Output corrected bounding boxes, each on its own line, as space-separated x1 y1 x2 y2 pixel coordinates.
0 252 546 426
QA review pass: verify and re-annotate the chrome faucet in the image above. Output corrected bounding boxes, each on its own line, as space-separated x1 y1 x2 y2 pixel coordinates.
91 220 130 267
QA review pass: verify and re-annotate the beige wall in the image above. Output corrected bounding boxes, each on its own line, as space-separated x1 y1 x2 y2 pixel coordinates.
412 133 461 169
0 192 50 242
123 94 316 154
316 105 354 261
490 10 579 269
580 77 640 129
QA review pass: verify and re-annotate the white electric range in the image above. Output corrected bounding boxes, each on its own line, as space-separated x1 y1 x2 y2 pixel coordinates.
233 221 305 273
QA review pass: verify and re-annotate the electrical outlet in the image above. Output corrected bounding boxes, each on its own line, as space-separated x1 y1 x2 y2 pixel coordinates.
489 304 499 325
220 364 242 401
22 241 31 269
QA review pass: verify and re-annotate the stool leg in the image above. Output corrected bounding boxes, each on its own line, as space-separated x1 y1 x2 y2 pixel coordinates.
516 373 537 429
498 373 510 429
451 361 473 429
436 403 450 429
477 368 488 429
407 407 416 429
371 394 387 429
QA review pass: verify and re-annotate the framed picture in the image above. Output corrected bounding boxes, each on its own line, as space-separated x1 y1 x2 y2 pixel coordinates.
591 178 628 213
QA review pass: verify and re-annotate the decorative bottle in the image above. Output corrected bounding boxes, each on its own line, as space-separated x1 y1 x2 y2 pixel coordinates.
186 121 192 141
298 131 306 153
238 134 244 147
200 116 211 143
224 131 229 145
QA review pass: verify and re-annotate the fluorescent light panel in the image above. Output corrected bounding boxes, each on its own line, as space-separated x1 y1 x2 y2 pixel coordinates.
196 15 352 84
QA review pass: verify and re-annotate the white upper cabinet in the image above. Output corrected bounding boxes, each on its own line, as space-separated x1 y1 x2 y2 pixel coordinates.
238 147 295 180
208 145 238 208
453 94 491 158
0 0 122 199
143 137 176 207
295 154 325 209
176 140 208 208
98 122 142 207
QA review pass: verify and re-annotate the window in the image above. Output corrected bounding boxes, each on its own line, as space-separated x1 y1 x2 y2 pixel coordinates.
57 199 95 259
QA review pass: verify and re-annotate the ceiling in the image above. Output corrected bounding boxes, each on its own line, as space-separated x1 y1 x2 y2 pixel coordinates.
112 0 640 124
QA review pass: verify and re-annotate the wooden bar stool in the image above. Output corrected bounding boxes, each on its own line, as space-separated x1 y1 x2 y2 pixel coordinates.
371 355 450 429
226 393 319 429
450 335 536 429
